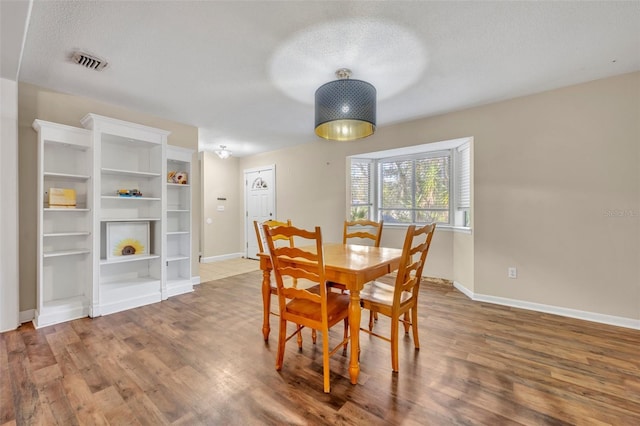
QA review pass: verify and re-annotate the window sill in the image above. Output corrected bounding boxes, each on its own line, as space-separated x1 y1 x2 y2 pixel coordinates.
383 223 472 234
440 225 472 234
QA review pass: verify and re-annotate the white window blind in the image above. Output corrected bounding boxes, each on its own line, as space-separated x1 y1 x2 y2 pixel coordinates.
350 159 373 220
456 143 470 209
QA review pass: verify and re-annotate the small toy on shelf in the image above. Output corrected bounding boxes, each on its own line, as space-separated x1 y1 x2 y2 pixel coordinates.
117 189 143 197
167 171 188 184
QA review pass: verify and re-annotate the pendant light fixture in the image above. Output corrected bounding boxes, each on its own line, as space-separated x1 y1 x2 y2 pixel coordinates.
314 68 376 141
215 145 232 159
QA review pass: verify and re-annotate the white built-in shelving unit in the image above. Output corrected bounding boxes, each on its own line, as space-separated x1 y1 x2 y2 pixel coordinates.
166 146 194 296
33 114 194 327
33 120 93 328
81 113 169 317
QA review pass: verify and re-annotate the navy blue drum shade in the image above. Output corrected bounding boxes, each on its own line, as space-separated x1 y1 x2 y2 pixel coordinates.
314 78 376 141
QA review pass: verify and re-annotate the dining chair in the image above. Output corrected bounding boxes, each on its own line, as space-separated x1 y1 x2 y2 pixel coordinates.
254 219 293 255
359 223 436 372
254 219 315 342
328 219 384 293
263 224 350 393
343 219 384 246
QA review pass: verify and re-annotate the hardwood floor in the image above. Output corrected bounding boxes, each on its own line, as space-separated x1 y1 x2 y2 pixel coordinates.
2 271 639 425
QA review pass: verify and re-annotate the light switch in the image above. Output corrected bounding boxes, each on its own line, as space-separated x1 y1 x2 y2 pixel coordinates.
217 205 225 211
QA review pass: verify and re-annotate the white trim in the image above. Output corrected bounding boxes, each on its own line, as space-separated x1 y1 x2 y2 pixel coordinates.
453 281 640 330
243 163 276 175
166 282 194 298
192 276 201 285
1 78 20 332
33 304 88 329
385 223 472 234
453 281 474 299
352 137 471 159
98 294 162 316
200 252 245 263
19 309 35 324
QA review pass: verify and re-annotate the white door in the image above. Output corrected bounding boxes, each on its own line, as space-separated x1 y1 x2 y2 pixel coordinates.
245 165 275 259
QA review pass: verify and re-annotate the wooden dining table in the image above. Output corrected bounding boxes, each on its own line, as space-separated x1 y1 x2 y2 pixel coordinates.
258 243 403 385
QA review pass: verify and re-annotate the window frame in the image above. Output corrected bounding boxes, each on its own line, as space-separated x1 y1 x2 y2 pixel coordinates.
348 138 472 231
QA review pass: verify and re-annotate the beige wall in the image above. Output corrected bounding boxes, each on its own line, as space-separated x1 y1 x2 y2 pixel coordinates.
235 72 639 321
18 82 200 312
199 151 244 259
18 71 639 322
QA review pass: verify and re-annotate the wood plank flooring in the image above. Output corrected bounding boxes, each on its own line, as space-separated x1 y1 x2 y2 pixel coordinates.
2 271 639 425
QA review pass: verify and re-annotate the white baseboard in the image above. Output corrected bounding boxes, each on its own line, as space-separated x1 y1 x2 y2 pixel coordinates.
200 252 245 263
453 281 640 331
19 309 35 324
192 276 201 285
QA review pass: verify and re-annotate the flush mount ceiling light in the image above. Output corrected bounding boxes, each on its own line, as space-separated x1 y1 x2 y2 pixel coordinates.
215 145 232 159
315 68 376 141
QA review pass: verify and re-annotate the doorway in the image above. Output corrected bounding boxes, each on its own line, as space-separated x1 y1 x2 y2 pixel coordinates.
244 165 275 259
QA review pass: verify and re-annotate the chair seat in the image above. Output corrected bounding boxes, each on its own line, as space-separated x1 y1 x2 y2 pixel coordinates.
360 281 412 306
286 292 350 324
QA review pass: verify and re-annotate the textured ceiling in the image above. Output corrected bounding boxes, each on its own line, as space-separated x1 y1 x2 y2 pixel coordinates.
4 0 640 157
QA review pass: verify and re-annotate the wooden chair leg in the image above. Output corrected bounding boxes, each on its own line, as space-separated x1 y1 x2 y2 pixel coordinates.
342 318 349 355
403 311 411 334
322 331 331 393
368 309 374 331
276 318 287 371
390 315 400 372
411 307 420 349
262 273 272 341
296 324 303 350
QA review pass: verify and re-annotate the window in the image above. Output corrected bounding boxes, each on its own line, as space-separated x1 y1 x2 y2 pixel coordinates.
349 138 471 228
349 159 373 220
379 153 450 224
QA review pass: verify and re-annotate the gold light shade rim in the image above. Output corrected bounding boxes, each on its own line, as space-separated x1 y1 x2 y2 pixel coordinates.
314 120 376 141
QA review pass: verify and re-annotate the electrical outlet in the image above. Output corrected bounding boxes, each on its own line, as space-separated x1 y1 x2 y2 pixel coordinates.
508 267 517 279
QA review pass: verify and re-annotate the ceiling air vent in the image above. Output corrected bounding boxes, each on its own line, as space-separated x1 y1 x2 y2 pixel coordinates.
72 51 108 71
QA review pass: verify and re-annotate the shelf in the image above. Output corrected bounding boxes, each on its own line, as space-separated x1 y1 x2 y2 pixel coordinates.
44 232 91 237
43 249 91 258
101 217 161 222
43 140 90 150
101 196 161 201
44 172 91 181
100 254 160 265
167 255 190 262
166 145 193 300
101 168 161 178
100 276 160 289
43 295 87 309
44 207 90 212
